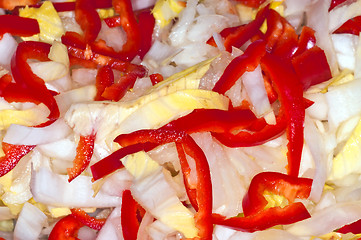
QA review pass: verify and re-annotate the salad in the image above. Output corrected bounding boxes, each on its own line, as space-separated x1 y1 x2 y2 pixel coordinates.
0 0 361 239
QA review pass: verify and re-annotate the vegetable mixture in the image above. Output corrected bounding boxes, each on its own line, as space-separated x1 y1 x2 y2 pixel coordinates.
0 0 361 239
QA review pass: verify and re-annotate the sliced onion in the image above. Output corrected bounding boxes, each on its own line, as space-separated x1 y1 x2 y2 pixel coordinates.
329 0 361 33
71 68 98 86
96 207 123 240
0 207 15 221
331 33 359 71
29 61 68 82
287 201 361 236
13 202 47 240
0 33 17 70
31 167 121 208
3 119 71 145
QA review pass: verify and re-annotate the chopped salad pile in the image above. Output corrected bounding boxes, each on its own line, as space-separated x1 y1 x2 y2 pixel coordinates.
0 0 361 239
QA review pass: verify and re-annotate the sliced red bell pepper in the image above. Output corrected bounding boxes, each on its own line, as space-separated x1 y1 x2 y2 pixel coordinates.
10 41 60 124
261 53 305 177
121 190 141 240
67 134 96 182
233 0 267 8
292 46 332 90
149 73 164 85
0 143 35 177
293 26 316 57
329 0 347 11
163 108 257 134
242 171 313 216
70 208 106 230
212 202 310 232
334 16 361 35
0 15 39 37
91 142 157 181
338 218 361 234
212 39 266 94
101 73 138 101
222 5 269 52
137 9 155 59
92 0 141 61
206 26 239 48
95 65 114 101
75 0 101 43
48 215 84 240
114 129 213 239
0 0 40 10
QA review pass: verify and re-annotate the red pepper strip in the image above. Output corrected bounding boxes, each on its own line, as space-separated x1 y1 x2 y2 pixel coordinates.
91 0 141 61
292 46 332 90
48 215 83 240
212 202 310 232
261 53 305 177
67 134 96 182
0 74 12 93
338 218 361 234
0 143 35 177
212 39 266 94
223 5 269 52
75 0 101 43
121 190 141 240
70 208 106 230
65 43 147 77
0 0 40 10
95 65 114 101
101 74 138 101
207 26 239 48
334 16 361 35
233 0 267 8
242 171 312 216
163 108 257 134
91 142 157 181
265 10 298 59
149 73 164 85
211 110 287 147
10 41 60 123
0 15 39 37
329 0 347 11
137 9 155 59
293 26 316 57
115 129 213 240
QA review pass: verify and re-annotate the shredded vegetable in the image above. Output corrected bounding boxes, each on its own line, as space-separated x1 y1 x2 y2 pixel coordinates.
0 0 361 239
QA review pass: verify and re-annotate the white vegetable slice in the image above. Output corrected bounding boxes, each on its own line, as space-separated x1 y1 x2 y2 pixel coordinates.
0 33 17 70
13 202 47 240
329 0 361 33
31 167 121 208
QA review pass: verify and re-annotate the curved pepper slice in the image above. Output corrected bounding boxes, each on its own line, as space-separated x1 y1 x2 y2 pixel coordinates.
338 218 361 234
10 41 60 124
0 15 39 37
95 65 114 101
48 215 83 240
121 190 141 240
334 16 361 35
261 53 305 177
242 171 313 216
0 143 35 177
75 0 101 43
212 39 266 94
70 208 106 230
67 134 96 182
114 129 213 240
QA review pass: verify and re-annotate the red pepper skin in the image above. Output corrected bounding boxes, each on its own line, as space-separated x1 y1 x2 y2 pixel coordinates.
137 9 155 59
70 208 106 230
212 39 266 94
48 215 84 240
101 74 138 101
121 190 140 240
223 6 269 52
67 134 96 182
0 0 40 10
0 143 35 177
292 46 332 90
338 218 361 234
149 73 164 85
212 202 311 232
329 0 347 11
293 26 316 57
242 172 313 217
261 53 305 177
206 26 239 47
114 129 213 239
10 41 60 124
75 0 101 43
0 15 39 37
95 65 114 101
163 108 257 134
91 143 157 181
233 0 267 8
334 16 361 35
